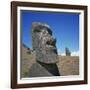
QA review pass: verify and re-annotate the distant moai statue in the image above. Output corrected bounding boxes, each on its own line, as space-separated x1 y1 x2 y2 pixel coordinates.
29 22 60 77
65 47 71 56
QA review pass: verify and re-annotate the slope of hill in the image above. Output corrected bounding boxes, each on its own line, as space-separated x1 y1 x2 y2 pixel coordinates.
57 56 79 76
21 44 36 77
21 44 79 77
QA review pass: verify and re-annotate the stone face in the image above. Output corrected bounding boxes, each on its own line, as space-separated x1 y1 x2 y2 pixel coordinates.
32 22 59 64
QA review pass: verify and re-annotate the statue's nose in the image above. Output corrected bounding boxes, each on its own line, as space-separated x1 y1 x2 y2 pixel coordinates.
46 37 56 47
51 38 56 46
50 36 56 43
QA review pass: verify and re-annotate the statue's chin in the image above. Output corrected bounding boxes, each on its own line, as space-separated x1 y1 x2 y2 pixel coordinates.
46 45 57 54
46 45 56 49
36 49 59 64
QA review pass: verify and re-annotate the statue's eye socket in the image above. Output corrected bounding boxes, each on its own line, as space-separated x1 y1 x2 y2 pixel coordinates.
33 29 41 33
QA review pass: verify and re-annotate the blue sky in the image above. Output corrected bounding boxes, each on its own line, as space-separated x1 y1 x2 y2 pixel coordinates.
21 10 79 55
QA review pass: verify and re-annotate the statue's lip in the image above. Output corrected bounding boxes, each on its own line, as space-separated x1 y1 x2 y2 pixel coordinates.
46 45 57 54
46 45 56 49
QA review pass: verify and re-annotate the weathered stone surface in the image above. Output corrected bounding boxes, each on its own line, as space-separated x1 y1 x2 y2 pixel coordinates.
32 22 59 64
28 22 60 77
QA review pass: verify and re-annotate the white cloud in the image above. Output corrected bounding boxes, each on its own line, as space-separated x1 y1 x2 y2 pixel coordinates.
58 50 79 56
71 51 79 56
57 49 65 56
57 49 61 55
57 48 79 56
60 53 65 56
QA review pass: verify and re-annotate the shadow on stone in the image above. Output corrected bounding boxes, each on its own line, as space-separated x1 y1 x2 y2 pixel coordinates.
29 61 60 77
37 61 60 76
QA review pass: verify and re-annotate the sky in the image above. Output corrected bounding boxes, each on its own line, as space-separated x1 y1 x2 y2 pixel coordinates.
21 10 79 55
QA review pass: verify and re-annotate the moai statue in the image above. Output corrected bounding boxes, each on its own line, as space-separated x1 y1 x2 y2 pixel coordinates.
29 22 60 77
65 47 71 56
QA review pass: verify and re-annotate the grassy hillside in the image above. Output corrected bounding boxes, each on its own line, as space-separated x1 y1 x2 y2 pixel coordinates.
21 45 79 77
57 56 79 76
21 44 36 77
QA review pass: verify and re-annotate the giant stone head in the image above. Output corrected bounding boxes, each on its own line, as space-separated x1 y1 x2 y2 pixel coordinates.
32 22 59 64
